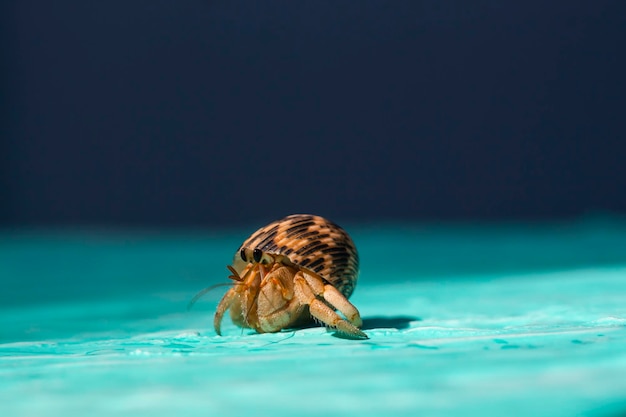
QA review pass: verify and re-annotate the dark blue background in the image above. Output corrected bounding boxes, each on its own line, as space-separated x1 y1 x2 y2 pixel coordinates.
2 1 625 227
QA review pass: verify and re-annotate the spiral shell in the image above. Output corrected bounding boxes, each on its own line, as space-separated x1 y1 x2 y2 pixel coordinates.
233 214 359 299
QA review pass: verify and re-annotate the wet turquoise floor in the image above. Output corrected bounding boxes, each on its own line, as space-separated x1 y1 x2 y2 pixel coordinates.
1 219 626 416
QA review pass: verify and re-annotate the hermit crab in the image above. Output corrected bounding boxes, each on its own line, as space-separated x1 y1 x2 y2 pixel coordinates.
191 214 367 339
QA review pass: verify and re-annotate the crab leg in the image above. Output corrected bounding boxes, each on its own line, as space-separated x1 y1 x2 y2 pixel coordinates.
318 284 363 328
213 286 238 336
294 272 368 339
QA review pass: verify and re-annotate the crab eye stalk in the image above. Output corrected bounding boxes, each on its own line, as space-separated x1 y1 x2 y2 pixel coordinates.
240 248 248 262
253 248 263 263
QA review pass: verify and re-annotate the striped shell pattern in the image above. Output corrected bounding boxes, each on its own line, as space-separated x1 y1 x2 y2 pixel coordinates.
235 214 359 299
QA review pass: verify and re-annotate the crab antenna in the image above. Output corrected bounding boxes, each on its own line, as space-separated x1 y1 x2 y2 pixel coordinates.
227 265 244 281
187 283 233 311
188 264 254 311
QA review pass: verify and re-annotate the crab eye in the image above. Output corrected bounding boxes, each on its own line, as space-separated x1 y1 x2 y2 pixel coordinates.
240 248 247 262
253 248 263 263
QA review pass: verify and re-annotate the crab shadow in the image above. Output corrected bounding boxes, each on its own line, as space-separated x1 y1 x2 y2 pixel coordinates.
361 316 420 331
291 316 419 338
327 316 421 340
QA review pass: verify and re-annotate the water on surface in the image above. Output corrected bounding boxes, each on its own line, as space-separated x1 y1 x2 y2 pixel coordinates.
1 221 626 416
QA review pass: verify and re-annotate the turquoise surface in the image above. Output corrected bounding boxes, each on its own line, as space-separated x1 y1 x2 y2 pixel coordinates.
1 219 626 416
